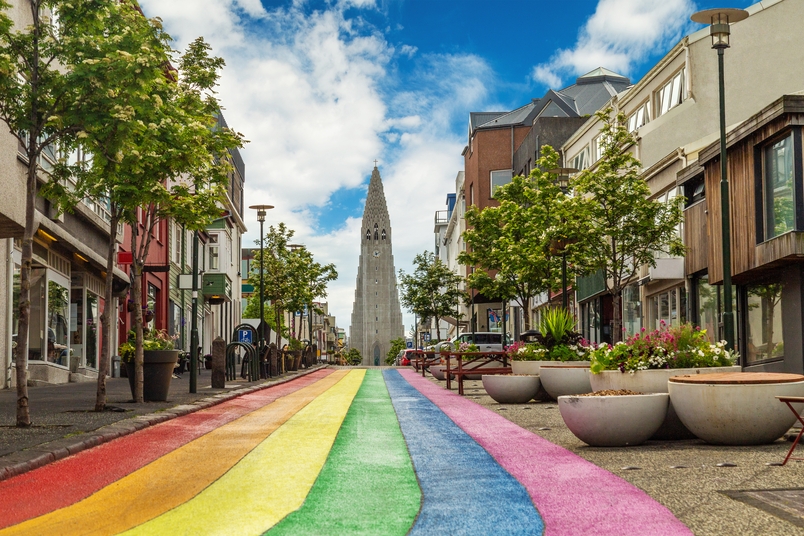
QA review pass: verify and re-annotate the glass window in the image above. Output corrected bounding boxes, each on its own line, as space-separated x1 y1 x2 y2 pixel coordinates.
147 283 158 330
656 69 685 117
745 282 784 363
695 275 719 344
173 223 182 264
627 101 650 132
763 134 795 239
48 280 69 365
580 299 600 344
649 286 686 330
621 284 641 337
86 294 99 369
571 146 590 171
490 170 512 198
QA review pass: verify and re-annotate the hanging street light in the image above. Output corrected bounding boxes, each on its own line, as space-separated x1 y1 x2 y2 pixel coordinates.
547 167 579 311
249 204 274 380
690 7 748 351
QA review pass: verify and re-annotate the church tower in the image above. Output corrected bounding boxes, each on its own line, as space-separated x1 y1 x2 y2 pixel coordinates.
349 165 405 365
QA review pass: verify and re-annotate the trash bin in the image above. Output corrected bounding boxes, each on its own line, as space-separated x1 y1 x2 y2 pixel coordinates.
112 355 121 378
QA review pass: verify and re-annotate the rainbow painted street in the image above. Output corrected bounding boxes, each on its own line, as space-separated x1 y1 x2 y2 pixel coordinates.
0 369 691 535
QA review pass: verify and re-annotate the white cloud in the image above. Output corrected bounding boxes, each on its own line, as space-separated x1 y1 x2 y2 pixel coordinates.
399 44 417 58
532 0 696 87
139 0 494 337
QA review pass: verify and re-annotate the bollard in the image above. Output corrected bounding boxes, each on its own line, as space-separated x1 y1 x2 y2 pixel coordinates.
211 337 226 388
269 343 278 377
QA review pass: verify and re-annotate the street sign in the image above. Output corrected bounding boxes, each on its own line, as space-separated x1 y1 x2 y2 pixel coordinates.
423 333 431 342
406 341 413 348
238 329 253 344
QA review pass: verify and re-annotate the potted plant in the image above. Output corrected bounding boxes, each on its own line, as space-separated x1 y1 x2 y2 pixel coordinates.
288 338 303 371
519 308 593 398
119 329 180 402
588 322 740 439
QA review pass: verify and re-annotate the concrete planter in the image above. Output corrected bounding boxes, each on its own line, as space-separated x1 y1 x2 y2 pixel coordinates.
539 362 592 398
511 360 549 375
482 375 541 404
590 366 742 440
429 365 453 381
669 373 804 445
558 393 670 447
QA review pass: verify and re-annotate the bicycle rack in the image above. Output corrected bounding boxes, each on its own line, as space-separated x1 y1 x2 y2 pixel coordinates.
226 342 256 381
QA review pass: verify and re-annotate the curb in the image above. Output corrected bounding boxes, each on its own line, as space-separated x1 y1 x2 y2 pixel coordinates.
0 365 329 483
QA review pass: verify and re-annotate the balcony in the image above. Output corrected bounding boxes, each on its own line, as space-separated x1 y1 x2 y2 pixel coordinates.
203 273 232 304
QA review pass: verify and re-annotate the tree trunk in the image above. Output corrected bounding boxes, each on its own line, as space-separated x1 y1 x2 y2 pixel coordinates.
15 161 37 427
95 211 120 411
611 289 623 344
131 258 144 402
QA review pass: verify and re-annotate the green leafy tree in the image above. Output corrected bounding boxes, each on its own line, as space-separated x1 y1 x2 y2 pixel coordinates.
570 108 684 343
283 247 337 341
386 337 406 365
398 251 465 342
345 348 362 366
459 146 571 330
0 0 183 423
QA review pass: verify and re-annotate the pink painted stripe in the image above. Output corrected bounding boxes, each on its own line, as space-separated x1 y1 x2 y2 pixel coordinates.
399 370 692 536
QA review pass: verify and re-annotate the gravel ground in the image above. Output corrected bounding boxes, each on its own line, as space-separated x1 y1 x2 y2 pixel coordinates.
450 377 804 536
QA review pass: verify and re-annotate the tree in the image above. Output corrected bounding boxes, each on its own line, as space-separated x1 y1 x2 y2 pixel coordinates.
386 337 406 365
0 0 178 424
459 146 570 330
571 108 684 343
344 348 362 366
283 247 337 342
398 251 465 342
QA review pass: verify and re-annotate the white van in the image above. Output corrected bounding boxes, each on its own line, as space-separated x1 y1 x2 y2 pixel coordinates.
440 332 511 352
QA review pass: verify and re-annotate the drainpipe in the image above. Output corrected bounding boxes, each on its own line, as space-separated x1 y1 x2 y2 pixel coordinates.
5 238 12 389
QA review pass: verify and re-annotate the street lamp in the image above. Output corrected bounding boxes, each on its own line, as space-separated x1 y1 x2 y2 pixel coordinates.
249 204 274 380
547 167 578 310
691 8 748 351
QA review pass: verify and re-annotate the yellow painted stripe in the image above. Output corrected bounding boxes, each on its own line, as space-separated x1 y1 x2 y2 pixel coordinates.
1 370 350 536
126 369 366 536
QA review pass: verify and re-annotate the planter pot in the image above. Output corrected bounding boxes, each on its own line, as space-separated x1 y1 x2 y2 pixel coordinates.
669 372 804 445
590 366 742 440
125 349 180 402
482 375 541 404
539 362 592 398
558 393 670 447
429 365 454 381
463 361 504 380
511 360 554 400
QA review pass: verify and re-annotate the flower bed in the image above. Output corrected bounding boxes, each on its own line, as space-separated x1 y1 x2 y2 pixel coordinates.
589 323 737 374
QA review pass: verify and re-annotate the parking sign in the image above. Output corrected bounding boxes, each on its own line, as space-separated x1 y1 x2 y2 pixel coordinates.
238 329 253 344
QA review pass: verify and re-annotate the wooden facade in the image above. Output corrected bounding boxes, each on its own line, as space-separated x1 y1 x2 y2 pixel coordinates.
683 200 709 275
699 95 804 284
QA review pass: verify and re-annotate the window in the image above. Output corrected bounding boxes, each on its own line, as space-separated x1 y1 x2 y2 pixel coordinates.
490 170 512 198
621 284 641 337
745 281 784 364
173 223 182 264
684 175 705 207
627 101 650 132
208 234 219 271
592 135 604 162
694 275 719 344
147 284 158 330
762 133 795 239
648 286 686 330
382 229 386 240
571 145 590 171
365 229 371 240
656 69 685 118
469 184 474 206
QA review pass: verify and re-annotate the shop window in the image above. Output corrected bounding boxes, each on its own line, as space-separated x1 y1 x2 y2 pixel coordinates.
580 299 600 344
86 294 100 369
761 133 796 240
621 284 641 337
745 282 784 364
694 275 719 344
648 286 686 330
47 280 69 365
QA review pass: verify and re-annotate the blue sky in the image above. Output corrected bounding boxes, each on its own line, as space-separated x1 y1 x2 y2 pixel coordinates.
140 0 754 335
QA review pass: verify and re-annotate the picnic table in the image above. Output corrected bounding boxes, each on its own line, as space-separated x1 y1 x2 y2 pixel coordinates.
444 351 511 395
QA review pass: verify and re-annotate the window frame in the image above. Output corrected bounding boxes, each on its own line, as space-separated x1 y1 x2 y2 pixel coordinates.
755 128 803 243
655 68 685 118
627 100 650 132
489 169 513 199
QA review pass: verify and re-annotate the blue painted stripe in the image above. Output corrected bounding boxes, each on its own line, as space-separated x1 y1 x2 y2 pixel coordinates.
383 369 544 536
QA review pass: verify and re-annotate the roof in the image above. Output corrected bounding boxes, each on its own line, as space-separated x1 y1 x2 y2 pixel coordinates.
470 67 629 134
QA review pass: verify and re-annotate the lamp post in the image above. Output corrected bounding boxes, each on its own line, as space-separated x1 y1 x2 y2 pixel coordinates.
548 167 578 311
691 8 748 351
249 204 274 380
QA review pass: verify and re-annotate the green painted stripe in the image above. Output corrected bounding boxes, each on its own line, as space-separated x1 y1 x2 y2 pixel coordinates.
267 369 421 536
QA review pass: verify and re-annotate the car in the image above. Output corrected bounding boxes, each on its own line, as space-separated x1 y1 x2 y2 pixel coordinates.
398 348 417 366
447 332 512 352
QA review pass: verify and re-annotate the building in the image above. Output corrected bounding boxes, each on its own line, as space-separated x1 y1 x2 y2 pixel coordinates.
561 0 804 349
460 68 629 335
349 165 405 365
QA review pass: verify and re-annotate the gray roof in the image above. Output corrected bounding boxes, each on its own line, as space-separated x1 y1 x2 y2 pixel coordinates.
470 67 630 133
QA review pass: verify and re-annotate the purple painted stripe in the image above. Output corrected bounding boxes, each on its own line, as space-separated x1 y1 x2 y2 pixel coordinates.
399 370 692 536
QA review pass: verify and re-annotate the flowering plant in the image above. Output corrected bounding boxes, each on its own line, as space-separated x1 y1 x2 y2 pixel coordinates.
119 328 177 362
589 322 737 374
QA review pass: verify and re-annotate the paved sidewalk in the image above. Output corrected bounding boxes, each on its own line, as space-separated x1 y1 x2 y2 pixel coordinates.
0 365 326 481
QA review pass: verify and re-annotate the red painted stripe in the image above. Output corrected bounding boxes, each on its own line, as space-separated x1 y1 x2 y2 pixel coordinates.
0 369 333 529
